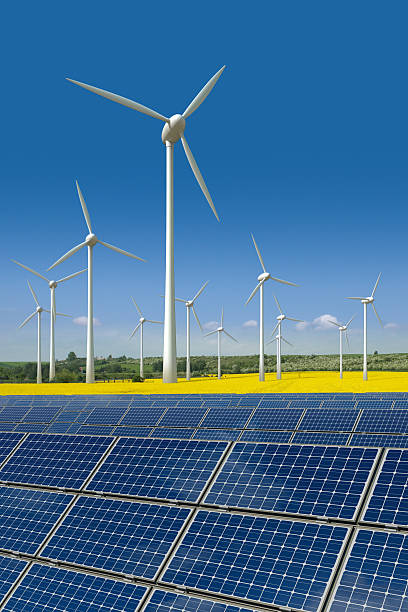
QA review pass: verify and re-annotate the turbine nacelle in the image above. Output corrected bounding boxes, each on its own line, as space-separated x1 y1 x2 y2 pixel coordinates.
36 306 43 314
86 233 98 247
139 317 146 324
49 280 57 289
161 114 186 144
217 326 223 332
362 297 373 304
339 326 347 332
277 314 286 321
186 300 193 308
257 272 270 282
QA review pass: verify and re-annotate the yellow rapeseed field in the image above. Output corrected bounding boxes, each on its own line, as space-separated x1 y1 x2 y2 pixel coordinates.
1 370 408 395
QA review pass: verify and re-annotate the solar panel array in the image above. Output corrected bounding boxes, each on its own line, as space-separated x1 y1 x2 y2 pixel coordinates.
0 393 406 611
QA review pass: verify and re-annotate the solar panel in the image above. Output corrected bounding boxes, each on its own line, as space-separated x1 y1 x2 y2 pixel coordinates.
45 422 78 434
0 424 17 432
393 400 408 409
0 555 27 601
120 407 166 427
292 432 350 445
205 443 377 519
290 400 322 409
0 407 31 422
157 407 208 427
86 438 227 502
163 510 348 610
0 486 72 554
237 397 259 406
41 497 190 578
257 400 290 409
356 409 408 433
239 430 292 443
2 563 147 612
53 410 87 422
13 424 46 433
363 449 408 526
199 408 252 429
0 433 24 463
149 428 194 439
145 589 255 612
22 407 62 423
329 529 408 612
82 407 129 425
356 400 394 409
0 434 114 489
246 408 303 430
298 409 359 431
77 425 114 436
350 433 408 449
112 426 152 437
193 429 242 441
320 401 357 409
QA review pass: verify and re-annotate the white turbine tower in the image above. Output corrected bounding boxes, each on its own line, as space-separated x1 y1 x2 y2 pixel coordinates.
18 281 51 384
346 273 383 380
48 181 145 384
11 259 85 381
129 297 163 379
329 315 355 379
175 281 208 381
246 234 297 382
67 67 225 383
205 308 238 379
268 295 303 380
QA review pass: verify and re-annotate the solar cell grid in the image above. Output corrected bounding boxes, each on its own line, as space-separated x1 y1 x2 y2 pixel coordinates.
393 400 408 409
0 424 19 432
13 424 46 433
157 406 208 427
120 407 166 427
41 497 190 578
200 408 252 429
289 400 322 409
320 401 357 409
163 510 348 611
237 397 259 406
356 400 394 409
298 409 359 432
239 430 292 443
45 422 77 434
292 432 350 445
83 407 128 425
149 428 194 439
145 590 255 612
350 434 408 448
0 555 27 601
0 406 31 422
246 408 303 430
112 426 152 437
0 433 24 462
193 429 242 441
176 400 203 407
257 400 290 409
357 409 408 433
77 425 114 436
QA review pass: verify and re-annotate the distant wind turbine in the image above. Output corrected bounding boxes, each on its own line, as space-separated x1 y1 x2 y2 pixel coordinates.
329 315 355 379
246 234 296 382
205 308 238 379
175 281 208 381
11 259 84 381
67 67 225 383
268 295 303 380
129 297 162 379
18 281 51 384
48 181 145 383
346 273 383 380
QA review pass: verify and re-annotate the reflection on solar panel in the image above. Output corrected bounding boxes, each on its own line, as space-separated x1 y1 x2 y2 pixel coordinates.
246 408 302 429
0 433 24 463
0 486 72 554
77 425 114 436
363 449 408 526
120 407 165 427
163 510 347 611
158 407 208 427
41 497 189 578
193 429 242 441
206 443 377 519
299 409 359 431
292 432 350 445
0 434 113 489
86 438 227 502
330 529 408 612
0 555 27 601
350 434 408 448
145 589 255 612
200 408 253 428
357 410 408 433
149 428 194 439
3 564 147 612
239 430 292 443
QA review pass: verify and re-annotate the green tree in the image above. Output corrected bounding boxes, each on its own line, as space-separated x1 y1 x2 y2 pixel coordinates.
67 351 77 361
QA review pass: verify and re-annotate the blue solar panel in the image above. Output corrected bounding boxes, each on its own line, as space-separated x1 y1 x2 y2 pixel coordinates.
145 590 254 612
53 410 86 422
330 529 408 612
199 408 253 429
257 400 290 408
120 407 166 427
163 510 348 610
298 409 359 431
356 400 394 409
0 424 17 432
77 425 114 436
0 433 24 462
41 497 190 578
393 401 408 409
292 432 350 445
86 438 227 502
205 443 377 519
363 449 408 526
149 428 194 439
0 434 113 489
246 408 303 429
237 397 259 406
2 563 147 612
22 407 62 422
193 429 242 441
0 406 31 422
350 434 408 448
13 423 46 433
157 407 208 427
0 555 27 601
82 407 129 425
44 422 77 434
357 410 408 433
239 430 293 443
0 486 72 554
290 400 322 409
177 400 203 407
320 401 357 409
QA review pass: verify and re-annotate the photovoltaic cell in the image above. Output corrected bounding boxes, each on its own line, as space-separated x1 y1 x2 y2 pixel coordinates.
350 434 408 448
13 424 46 433
41 497 190 578
22 407 62 422
246 408 303 430
393 401 408 409
82 407 128 425
290 400 322 409
0 424 18 432
120 407 166 427
113 426 152 437
356 400 394 410
163 510 348 611
357 410 408 433
0 555 27 601
193 429 242 441
0 434 113 489
157 407 208 427
149 428 195 439
239 430 292 443
0 433 24 462
205 443 378 519
320 401 356 409
86 438 227 502
0 407 31 422
77 425 114 436
363 449 408 526
45 422 78 434
330 529 408 612
3 563 147 612
257 400 290 409
199 408 253 429
298 409 359 431
145 589 255 612
292 432 350 446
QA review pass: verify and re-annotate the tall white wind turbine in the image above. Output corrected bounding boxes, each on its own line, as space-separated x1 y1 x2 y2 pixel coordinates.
18 281 51 384
246 234 297 382
268 295 303 380
48 181 145 383
346 273 383 380
66 68 225 383
129 297 163 379
329 315 355 379
205 308 238 379
12 260 85 381
175 281 208 381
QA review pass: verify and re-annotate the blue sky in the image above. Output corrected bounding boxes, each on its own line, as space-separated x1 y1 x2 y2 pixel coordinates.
1 1 408 361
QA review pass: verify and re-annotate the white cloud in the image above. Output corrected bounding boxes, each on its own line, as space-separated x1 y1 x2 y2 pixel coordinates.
243 319 257 328
385 322 399 329
73 316 101 327
296 314 339 331
203 320 218 331
296 321 310 331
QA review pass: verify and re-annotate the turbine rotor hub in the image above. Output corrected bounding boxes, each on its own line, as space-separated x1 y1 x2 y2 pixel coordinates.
277 314 285 321
86 233 98 246
36 306 43 313
49 281 57 289
140 317 146 324
217 327 223 332
258 272 270 282
186 301 193 307
340 326 347 332
161 114 186 144
362 298 372 304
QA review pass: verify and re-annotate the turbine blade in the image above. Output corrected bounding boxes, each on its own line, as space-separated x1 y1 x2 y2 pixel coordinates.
223 330 238 343
131 297 143 316
371 272 382 297
175 297 187 303
67 78 168 122
57 269 87 284
27 280 40 306
250 234 266 273
270 322 279 337
286 317 304 323
270 276 298 287
191 305 202 331
146 320 163 324
221 307 224 327
372 303 383 327
329 320 342 327
11 260 48 282
346 297 365 300
181 136 219 221
345 330 350 350
274 294 283 314
129 322 141 339
281 336 293 347
345 314 356 328
182 66 226 119
18 311 37 328
267 337 278 345
204 329 217 337
98 240 145 262
245 281 262 305
75 181 92 233
192 281 209 303
56 312 71 317
48 241 87 270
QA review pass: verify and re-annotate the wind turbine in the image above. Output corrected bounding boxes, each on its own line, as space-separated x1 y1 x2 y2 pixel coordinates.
246 234 297 382
329 315 355 379
11 259 85 381
129 297 162 379
268 295 303 380
66 67 225 383
205 308 238 379
346 273 383 380
48 181 145 383
18 281 51 384
175 281 208 381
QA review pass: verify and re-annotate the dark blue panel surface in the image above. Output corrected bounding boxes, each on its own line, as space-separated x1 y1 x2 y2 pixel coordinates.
157 407 208 427
350 434 408 448
163 510 347 611
0 555 27 601
146 590 254 612
246 409 303 430
0 407 31 422
120 407 166 427
320 401 357 409
357 410 408 433
149 428 195 439
298 409 359 431
356 400 394 410
0 433 24 462
292 432 350 445
199 408 253 429
22 407 62 423
77 425 114 436
257 400 290 409
41 497 189 578
82 407 128 425
13 424 46 433
240 430 292 443
193 429 242 441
